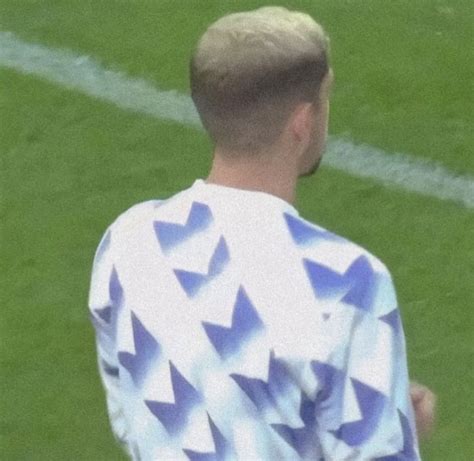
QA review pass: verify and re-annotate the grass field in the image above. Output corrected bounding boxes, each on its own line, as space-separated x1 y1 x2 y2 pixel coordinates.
1 0 473 459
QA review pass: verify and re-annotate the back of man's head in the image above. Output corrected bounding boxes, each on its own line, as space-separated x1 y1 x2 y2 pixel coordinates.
189 6 330 157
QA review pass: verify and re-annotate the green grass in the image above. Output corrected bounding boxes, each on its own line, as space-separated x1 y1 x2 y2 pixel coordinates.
1 1 473 459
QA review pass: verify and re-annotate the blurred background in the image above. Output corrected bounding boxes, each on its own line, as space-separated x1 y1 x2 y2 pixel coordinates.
1 0 473 459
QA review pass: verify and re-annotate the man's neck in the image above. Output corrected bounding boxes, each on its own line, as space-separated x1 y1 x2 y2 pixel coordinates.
205 168 297 205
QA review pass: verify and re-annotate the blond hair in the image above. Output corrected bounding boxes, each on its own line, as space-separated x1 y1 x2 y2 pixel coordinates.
189 6 330 156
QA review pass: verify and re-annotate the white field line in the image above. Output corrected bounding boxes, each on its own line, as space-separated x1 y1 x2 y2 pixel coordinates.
1 30 473 209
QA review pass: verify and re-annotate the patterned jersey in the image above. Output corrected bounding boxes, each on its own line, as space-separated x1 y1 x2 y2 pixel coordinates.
88 178 421 460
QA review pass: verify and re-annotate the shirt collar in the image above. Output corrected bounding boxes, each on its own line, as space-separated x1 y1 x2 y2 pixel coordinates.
191 178 300 217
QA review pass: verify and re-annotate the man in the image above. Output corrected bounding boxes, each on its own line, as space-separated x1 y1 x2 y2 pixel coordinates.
88 6 436 460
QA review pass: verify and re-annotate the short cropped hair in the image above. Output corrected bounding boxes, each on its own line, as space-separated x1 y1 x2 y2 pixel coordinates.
189 6 330 156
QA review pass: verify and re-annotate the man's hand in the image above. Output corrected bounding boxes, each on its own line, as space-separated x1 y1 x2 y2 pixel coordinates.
410 380 437 439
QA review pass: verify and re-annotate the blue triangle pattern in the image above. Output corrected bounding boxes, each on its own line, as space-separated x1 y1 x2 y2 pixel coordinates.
328 377 386 446
284 213 342 246
153 202 212 254
174 236 230 298
95 305 112 323
304 254 378 313
91 265 124 348
92 265 123 326
310 361 347 413
379 309 401 335
303 259 351 299
109 265 123 305
341 255 378 312
270 424 313 458
118 311 161 387
173 270 208 298
145 361 203 436
299 391 317 428
182 412 232 461
208 236 230 277
229 350 293 412
202 285 264 360
270 391 318 457
101 358 119 377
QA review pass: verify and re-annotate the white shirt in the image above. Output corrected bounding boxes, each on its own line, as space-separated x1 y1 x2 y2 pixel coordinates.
88 178 421 460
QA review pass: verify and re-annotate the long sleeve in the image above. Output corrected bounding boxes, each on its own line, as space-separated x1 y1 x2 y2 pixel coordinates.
312 267 421 460
87 223 134 458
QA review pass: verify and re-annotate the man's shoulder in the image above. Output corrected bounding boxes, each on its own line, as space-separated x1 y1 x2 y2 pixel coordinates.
106 198 165 239
109 186 195 234
105 200 391 275
292 213 390 276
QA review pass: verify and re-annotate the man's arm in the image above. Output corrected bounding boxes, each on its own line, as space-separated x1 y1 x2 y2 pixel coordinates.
88 223 134 458
312 265 421 460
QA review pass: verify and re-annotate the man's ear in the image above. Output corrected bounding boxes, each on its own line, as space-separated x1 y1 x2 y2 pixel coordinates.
290 102 314 144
